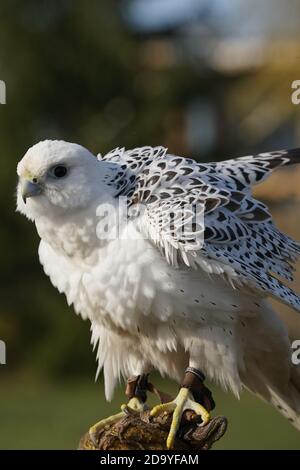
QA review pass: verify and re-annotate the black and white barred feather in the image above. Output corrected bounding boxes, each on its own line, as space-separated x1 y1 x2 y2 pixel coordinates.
99 146 300 313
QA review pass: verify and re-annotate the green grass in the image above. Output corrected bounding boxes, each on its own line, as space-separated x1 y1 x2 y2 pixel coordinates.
0 376 299 449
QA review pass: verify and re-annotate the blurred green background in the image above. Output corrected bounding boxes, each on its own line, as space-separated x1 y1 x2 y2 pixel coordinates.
0 0 300 449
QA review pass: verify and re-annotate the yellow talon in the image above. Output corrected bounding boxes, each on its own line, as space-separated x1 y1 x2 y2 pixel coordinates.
89 397 145 445
89 410 125 444
121 397 146 412
151 387 211 449
150 401 176 416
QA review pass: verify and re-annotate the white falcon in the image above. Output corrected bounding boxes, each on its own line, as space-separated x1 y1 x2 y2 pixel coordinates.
17 140 300 448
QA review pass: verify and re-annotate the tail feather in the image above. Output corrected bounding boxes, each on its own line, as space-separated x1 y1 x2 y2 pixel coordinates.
242 366 300 431
266 383 300 431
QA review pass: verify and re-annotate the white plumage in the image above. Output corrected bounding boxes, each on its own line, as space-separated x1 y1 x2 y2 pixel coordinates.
17 140 300 429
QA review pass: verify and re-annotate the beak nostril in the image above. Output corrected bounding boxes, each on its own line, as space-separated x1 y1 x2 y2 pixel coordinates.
21 179 42 203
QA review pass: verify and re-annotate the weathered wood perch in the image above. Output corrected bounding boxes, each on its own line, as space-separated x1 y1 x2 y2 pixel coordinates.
78 408 228 450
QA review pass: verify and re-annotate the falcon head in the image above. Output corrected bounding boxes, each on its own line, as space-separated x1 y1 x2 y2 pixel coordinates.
17 140 104 220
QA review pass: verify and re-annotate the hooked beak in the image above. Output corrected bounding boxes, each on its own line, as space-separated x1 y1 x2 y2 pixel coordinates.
20 179 42 204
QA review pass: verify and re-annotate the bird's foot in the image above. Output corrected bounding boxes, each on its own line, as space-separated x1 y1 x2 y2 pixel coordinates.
89 397 146 446
150 387 210 449
121 396 147 413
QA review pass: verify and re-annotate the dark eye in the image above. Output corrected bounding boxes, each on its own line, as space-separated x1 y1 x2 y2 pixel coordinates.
52 165 67 178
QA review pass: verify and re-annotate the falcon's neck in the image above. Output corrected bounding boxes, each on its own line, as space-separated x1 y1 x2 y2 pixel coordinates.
34 195 121 260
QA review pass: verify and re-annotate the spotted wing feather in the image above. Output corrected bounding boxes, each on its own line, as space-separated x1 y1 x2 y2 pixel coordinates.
101 146 300 312
212 147 300 190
